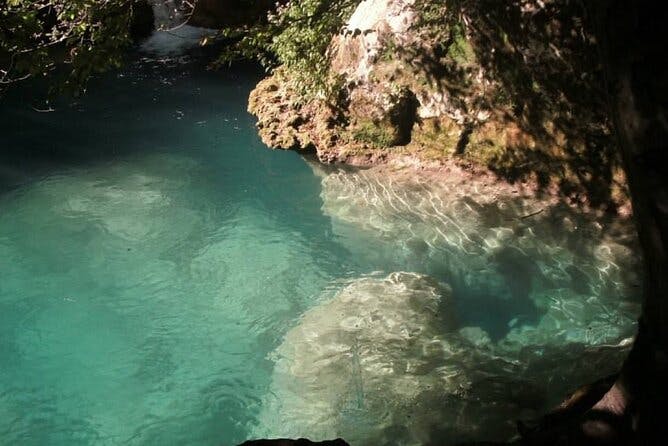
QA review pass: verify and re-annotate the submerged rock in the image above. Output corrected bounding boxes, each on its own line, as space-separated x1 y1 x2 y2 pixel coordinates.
252 272 467 444
251 272 632 445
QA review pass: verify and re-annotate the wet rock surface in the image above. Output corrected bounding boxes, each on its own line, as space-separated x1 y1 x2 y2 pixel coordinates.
248 70 342 152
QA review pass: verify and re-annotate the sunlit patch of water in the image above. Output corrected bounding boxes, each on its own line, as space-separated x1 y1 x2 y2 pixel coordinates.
313 164 640 344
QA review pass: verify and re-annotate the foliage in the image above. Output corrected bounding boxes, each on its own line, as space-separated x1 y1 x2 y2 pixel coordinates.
0 0 148 95
216 0 359 98
0 0 360 97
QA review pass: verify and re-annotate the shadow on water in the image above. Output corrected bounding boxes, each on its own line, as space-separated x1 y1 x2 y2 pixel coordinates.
0 55 264 195
405 0 624 212
443 246 544 340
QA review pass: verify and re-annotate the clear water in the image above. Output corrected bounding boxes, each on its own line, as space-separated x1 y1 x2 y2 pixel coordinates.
0 59 641 445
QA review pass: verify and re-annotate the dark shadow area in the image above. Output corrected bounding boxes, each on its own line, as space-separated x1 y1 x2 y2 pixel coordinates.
407 0 623 211
445 270 543 342
238 439 349 446
459 391 635 445
188 0 276 29
0 56 263 195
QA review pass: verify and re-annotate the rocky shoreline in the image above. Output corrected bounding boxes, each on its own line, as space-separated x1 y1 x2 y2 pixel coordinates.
247 0 628 215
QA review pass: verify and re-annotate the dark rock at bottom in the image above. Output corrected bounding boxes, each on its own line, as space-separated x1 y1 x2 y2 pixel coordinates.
238 439 349 446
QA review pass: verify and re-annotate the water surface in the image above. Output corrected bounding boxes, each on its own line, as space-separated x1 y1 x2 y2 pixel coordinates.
0 58 641 445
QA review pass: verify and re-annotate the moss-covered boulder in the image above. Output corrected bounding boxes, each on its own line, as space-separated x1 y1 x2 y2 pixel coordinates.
348 85 419 147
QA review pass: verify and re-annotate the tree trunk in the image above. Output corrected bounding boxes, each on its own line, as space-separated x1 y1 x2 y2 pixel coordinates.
589 0 668 443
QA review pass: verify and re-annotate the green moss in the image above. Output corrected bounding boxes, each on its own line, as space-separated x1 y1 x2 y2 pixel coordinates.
352 121 396 148
408 118 460 159
379 36 399 63
447 25 476 66
464 134 507 166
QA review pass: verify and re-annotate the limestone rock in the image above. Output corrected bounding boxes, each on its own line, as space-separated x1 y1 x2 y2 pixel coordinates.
248 71 340 151
247 0 433 158
348 85 419 147
252 272 466 444
330 0 416 84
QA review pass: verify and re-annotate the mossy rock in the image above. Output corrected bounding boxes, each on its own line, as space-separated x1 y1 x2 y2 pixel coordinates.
348 85 419 148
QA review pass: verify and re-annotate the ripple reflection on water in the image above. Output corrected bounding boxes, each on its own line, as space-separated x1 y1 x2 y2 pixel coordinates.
0 60 642 445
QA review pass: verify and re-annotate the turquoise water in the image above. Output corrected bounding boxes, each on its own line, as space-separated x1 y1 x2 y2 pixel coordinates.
0 59 641 445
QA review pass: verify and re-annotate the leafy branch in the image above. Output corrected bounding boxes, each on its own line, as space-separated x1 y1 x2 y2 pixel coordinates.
214 0 359 97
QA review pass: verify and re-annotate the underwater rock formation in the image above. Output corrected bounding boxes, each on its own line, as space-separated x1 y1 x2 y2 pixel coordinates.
240 150 640 445
252 272 466 444
251 272 631 445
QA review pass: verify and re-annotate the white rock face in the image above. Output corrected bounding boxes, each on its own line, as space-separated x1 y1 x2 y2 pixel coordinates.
329 0 461 126
331 0 416 83
346 0 415 35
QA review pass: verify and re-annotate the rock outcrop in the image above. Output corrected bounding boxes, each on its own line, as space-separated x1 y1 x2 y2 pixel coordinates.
248 70 342 152
247 0 628 211
247 0 484 161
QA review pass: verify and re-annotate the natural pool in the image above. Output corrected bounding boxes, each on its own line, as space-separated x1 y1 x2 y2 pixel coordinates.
0 58 641 445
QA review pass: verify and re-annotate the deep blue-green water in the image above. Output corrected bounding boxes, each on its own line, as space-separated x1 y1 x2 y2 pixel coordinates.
0 58 641 445
0 61 358 445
